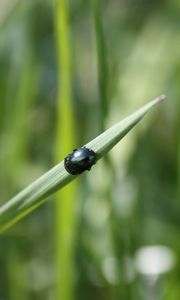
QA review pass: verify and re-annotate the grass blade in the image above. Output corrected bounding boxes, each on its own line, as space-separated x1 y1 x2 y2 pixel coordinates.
0 95 166 233
54 0 77 299
92 0 108 125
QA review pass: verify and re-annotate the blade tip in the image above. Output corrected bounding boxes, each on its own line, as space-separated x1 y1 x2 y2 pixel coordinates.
157 94 166 103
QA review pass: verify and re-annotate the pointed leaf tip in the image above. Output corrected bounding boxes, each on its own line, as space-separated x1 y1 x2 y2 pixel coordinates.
157 94 166 103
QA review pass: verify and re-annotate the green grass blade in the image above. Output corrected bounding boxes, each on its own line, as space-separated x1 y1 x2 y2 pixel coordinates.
54 0 77 299
0 95 166 233
92 0 108 124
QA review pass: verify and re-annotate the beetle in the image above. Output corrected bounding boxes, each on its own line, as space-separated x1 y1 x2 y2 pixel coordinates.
64 147 96 175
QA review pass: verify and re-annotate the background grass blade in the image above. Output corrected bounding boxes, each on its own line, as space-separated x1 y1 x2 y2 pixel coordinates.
54 0 77 299
92 0 108 129
0 95 165 234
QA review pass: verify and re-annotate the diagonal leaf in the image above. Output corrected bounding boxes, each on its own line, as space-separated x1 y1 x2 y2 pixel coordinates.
0 95 166 233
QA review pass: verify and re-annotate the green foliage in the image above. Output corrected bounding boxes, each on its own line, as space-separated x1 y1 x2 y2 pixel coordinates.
0 0 179 300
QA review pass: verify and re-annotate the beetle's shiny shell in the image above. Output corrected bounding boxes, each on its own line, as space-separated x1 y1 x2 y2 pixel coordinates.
64 147 96 175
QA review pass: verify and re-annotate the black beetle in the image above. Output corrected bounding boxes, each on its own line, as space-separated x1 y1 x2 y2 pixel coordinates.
64 147 96 175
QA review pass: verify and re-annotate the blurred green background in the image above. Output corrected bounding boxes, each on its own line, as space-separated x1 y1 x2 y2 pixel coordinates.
0 0 179 299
